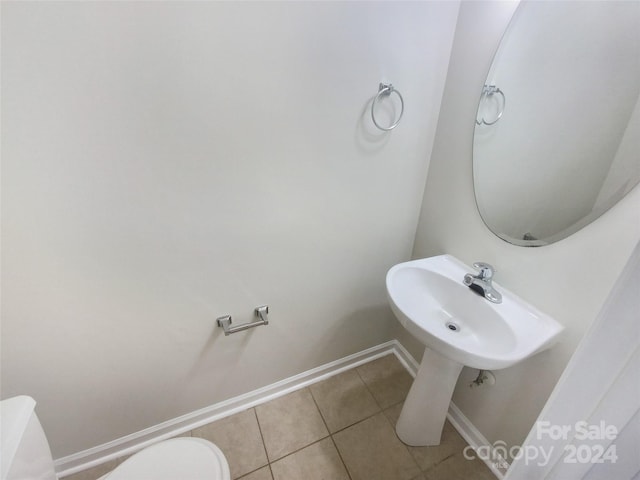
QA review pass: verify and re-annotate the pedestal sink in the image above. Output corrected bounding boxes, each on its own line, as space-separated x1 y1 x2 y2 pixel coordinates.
386 254 563 446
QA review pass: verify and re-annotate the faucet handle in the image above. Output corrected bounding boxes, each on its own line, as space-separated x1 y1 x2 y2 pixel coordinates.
473 262 495 281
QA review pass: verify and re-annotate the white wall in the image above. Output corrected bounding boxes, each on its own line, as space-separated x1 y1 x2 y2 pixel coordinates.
404 0 640 457
0 1 460 458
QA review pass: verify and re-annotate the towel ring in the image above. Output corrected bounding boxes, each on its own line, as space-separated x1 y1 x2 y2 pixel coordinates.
475 84 505 126
371 83 404 131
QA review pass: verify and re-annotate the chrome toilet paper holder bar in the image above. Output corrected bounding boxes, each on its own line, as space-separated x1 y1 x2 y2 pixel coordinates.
217 305 269 336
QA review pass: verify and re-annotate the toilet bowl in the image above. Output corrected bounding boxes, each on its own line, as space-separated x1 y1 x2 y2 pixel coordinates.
0 396 231 480
102 437 229 480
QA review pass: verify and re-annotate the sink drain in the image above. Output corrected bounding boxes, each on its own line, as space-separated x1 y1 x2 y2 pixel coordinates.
445 321 460 332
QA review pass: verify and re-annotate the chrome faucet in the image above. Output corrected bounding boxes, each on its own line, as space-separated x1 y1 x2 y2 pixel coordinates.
463 262 502 304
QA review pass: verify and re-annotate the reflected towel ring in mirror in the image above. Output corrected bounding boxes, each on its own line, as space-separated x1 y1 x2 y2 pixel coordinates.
475 84 505 126
472 1 640 247
371 83 404 131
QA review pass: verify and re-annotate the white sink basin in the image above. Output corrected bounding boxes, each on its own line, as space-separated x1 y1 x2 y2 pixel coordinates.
386 254 564 446
386 254 563 370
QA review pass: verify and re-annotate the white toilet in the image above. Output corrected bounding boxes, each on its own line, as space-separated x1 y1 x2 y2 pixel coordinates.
0 396 231 480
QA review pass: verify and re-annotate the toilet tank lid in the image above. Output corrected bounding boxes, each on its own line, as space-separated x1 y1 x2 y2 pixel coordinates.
1 396 37 479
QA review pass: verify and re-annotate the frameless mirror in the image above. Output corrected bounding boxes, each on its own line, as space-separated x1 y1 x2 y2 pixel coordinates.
473 1 640 246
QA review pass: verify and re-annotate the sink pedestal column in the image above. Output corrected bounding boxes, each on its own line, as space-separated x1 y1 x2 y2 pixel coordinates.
396 346 463 446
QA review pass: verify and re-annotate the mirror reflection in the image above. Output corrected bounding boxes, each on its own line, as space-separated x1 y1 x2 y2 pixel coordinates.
473 1 640 246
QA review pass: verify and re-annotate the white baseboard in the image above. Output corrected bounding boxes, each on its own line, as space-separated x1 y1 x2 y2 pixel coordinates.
56 340 402 477
56 340 507 479
447 402 509 479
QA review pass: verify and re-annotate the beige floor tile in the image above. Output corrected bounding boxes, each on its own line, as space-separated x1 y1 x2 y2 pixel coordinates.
333 412 421 480
356 354 414 409
270 438 350 480
310 369 380 433
382 400 404 425
63 459 118 480
191 409 268 479
255 388 329 462
424 453 496 480
237 466 273 480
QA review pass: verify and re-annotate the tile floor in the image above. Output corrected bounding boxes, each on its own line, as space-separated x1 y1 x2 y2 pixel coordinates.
65 354 496 480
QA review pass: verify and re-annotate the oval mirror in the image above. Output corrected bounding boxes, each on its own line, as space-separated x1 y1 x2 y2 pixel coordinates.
473 1 640 246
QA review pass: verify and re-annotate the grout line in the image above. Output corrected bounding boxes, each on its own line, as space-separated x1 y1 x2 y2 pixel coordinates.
236 465 267 480
307 385 354 480
251 407 271 468
306 368 385 437
421 451 460 478
307 383 332 434
328 434 353 480
434 451 458 468
378 400 422 474
267 436 331 467
255 388 333 466
354 357 386 411
326 409 379 436
242 351 478 479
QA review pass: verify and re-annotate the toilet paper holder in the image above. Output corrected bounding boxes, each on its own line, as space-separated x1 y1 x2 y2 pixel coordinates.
217 305 269 336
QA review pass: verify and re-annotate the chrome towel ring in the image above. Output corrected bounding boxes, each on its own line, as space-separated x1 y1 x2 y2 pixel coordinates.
475 84 505 126
371 83 404 131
